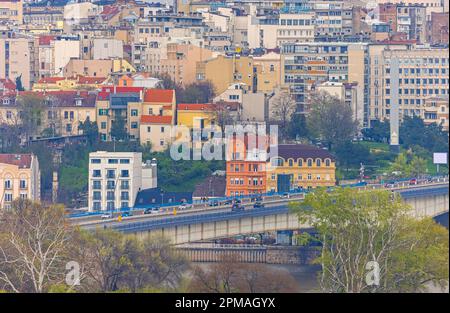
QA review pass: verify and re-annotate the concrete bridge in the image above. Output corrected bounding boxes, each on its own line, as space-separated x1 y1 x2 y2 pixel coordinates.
98 184 449 245
175 243 319 264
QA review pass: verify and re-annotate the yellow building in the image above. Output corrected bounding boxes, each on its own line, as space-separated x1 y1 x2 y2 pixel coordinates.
64 59 135 77
176 103 217 129
254 52 281 93
32 76 107 91
0 153 40 210
423 96 449 132
266 144 336 192
0 0 23 25
197 54 255 95
0 91 97 138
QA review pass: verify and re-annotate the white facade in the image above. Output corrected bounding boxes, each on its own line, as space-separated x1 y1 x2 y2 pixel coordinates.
53 39 81 76
88 151 157 211
93 39 124 60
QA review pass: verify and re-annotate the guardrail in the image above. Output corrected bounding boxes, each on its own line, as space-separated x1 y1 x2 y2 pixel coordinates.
70 176 449 219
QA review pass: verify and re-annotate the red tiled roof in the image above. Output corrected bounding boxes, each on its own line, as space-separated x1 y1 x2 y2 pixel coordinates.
101 86 144 94
100 5 120 21
177 103 215 111
78 76 106 84
144 89 174 103
140 115 172 124
0 154 32 169
0 78 16 90
37 77 65 84
38 35 56 46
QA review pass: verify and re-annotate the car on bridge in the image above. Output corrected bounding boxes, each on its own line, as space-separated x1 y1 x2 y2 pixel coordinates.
231 203 244 212
144 207 160 214
253 201 264 208
101 212 113 220
178 203 192 210
209 200 219 207
121 211 133 217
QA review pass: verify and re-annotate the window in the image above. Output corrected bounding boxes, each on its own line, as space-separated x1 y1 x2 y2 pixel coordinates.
19 180 26 189
307 173 312 180
298 159 303 167
325 159 331 167
107 191 115 200
121 202 129 209
121 192 129 200
121 180 129 190
4 193 13 202
161 127 165 133
307 159 312 167
108 159 119 164
93 180 101 189
160 140 165 146
131 122 138 129
131 109 138 116
92 170 101 177
107 202 115 210
99 109 108 116
121 170 129 177
4 180 12 189
147 126 151 132
120 159 130 164
91 158 101 164
288 159 293 166
66 124 72 133
101 122 107 129
93 191 101 200
316 159 321 167
106 170 115 178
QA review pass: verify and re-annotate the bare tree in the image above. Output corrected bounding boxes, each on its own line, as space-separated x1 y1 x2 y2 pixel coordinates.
189 254 298 293
270 91 296 140
0 199 73 293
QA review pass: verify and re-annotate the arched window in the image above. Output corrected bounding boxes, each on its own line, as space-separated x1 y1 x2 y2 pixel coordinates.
298 159 303 167
288 159 293 166
307 159 312 167
271 157 284 167
316 159 321 167
325 159 331 167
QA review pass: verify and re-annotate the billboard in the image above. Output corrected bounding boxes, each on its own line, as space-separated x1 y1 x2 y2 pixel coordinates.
433 153 448 165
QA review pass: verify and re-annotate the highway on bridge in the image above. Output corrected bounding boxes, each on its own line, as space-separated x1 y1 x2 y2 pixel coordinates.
78 183 449 234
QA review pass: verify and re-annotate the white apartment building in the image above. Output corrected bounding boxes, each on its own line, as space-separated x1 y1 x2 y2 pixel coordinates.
88 151 157 211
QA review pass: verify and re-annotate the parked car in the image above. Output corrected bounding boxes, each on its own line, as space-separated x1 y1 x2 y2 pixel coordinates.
223 199 233 205
101 213 113 219
409 178 418 185
253 201 264 209
281 192 290 198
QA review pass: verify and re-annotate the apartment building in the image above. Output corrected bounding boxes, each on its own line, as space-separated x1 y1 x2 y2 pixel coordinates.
0 153 40 210
396 4 427 43
0 91 97 138
266 144 336 192
281 42 368 126
422 96 449 131
139 115 173 151
0 0 23 25
88 151 157 211
368 44 449 124
0 36 37 90
247 12 315 49
225 134 268 197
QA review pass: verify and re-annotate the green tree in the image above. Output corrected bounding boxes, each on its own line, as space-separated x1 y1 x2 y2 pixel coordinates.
408 155 427 178
389 152 410 177
400 116 449 153
307 91 358 150
362 120 390 143
287 113 309 140
79 117 99 146
291 188 449 293
334 141 371 173
15 94 46 140
270 91 296 140
110 114 128 141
